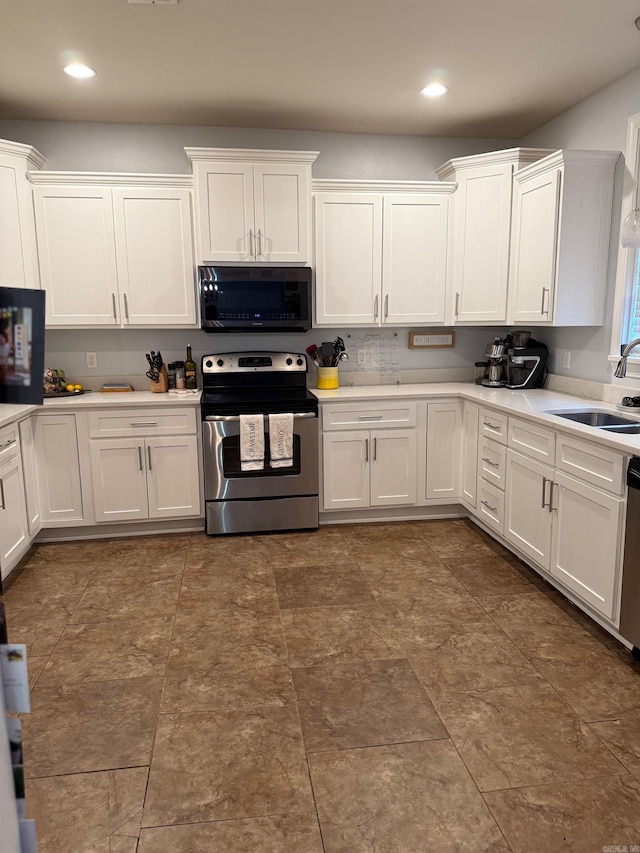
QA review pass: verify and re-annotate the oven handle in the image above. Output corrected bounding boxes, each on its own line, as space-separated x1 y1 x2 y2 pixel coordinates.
204 412 317 422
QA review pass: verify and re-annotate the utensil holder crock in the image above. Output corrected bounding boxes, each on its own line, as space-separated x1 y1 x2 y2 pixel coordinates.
316 367 339 390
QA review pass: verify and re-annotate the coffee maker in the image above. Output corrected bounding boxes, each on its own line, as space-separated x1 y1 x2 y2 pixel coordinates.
481 337 508 387
505 332 548 389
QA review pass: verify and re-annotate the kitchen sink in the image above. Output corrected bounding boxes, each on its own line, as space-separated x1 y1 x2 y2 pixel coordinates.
545 409 640 428
599 424 640 434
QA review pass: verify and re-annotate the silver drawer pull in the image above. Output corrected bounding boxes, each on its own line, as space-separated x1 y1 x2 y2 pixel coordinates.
484 421 501 431
138 446 143 472
130 422 158 427
481 499 498 513
550 481 559 513
358 415 384 420
541 476 549 509
0 478 5 510
147 445 153 471
0 439 16 450
364 438 369 463
481 457 499 468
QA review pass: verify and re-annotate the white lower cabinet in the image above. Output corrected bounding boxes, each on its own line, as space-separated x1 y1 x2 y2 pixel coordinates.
505 449 554 568
90 435 200 522
18 418 41 536
426 402 461 500
32 414 84 524
461 402 479 509
322 428 416 510
550 471 623 621
0 452 29 580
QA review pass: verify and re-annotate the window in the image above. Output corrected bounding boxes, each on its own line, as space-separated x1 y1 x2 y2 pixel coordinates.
610 112 640 376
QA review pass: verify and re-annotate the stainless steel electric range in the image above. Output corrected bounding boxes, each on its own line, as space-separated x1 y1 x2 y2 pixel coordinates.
200 351 319 535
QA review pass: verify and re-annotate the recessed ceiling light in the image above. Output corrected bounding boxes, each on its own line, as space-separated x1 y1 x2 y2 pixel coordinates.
63 63 96 79
420 83 448 98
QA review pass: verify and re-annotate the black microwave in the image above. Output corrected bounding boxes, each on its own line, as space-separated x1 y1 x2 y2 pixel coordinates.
199 266 312 332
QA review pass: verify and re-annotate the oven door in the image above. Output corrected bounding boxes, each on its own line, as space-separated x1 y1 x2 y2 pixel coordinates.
202 412 318 500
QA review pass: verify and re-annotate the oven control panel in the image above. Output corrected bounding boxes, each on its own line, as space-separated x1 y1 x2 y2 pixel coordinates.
202 352 307 373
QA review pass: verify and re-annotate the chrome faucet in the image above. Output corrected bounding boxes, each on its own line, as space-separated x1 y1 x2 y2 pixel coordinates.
615 338 640 378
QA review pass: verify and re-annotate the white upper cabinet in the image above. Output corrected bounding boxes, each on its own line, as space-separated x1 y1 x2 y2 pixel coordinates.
186 148 318 264
31 174 197 328
313 180 455 327
0 139 45 290
508 149 618 326
436 148 551 324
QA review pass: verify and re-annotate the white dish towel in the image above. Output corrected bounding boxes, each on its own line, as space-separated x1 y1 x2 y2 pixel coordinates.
239 414 265 471
269 413 294 468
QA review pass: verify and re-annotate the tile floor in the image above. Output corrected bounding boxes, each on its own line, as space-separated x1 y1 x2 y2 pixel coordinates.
4 519 640 852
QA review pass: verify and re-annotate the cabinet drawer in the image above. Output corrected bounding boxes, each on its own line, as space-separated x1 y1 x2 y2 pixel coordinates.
0 424 20 465
508 416 555 463
322 401 417 431
477 480 504 535
479 408 508 444
88 407 198 438
555 434 625 495
478 436 506 490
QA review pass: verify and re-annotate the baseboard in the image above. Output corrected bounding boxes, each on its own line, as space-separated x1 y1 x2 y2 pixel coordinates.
319 504 466 525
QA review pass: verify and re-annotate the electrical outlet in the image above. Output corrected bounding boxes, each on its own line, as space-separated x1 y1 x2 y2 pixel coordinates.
86 351 98 369
563 351 571 369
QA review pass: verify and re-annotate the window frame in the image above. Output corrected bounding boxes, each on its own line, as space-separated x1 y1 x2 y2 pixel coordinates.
609 111 640 379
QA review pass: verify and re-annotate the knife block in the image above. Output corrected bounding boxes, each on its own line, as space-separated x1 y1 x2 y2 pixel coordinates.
150 365 168 393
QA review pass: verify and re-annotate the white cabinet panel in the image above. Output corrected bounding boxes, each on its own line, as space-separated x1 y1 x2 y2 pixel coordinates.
554 433 625 495
199 163 254 261
33 414 84 523
314 193 381 325
0 455 29 579
253 164 309 262
478 480 505 535
322 431 370 510
426 402 461 500
90 439 148 522
19 418 41 536
322 402 416 430
551 471 623 621
461 402 479 509
505 449 553 569
382 194 448 324
113 188 196 325
479 408 508 444
147 436 200 518
478 436 507 490
508 417 555 464
370 429 417 506
0 141 44 290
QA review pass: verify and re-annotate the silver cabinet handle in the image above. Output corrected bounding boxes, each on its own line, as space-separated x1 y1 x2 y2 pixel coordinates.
374 294 379 319
358 415 383 421
384 294 389 319
147 445 153 472
455 291 460 318
481 457 499 468
257 229 263 257
112 293 117 321
0 477 5 510
0 438 16 450
550 481 559 512
123 292 129 322
130 422 158 427
481 499 497 513
484 421 500 431
248 230 254 257
137 446 143 472
541 287 550 315
373 437 377 461
365 438 369 463
541 476 549 508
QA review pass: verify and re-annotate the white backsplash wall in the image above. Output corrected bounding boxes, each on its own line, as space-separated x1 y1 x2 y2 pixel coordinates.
44 326 503 390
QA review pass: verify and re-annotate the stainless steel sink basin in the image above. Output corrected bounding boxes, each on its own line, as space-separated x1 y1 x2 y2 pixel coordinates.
545 409 640 428
599 424 640 434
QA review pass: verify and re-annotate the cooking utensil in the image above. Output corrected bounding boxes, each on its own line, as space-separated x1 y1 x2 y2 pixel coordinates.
321 342 335 365
305 345 321 367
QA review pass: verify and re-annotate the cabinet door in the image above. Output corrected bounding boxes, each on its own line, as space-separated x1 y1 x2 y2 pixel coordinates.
550 471 623 621
509 168 560 324
322 431 370 510
112 188 196 325
370 429 417 506
505 449 553 569
426 403 461 500
0 148 40 290
146 436 201 519
452 165 512 323
33 186 120 326
461 402 479 509
382 194 448 324
314 193 382 326
0 456 29 579
194 162 254 262
18 418 41 536
253 164 309 263
89 439 149 522
33 415 84 523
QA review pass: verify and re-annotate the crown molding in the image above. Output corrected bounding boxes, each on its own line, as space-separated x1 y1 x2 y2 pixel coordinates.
28 172 193 187
514 148 620 182
0 139 46 169
435 147 554 180
312 178 456 194
185 147 319 165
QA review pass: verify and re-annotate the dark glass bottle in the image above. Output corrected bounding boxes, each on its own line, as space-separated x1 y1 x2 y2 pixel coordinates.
184 344 197 390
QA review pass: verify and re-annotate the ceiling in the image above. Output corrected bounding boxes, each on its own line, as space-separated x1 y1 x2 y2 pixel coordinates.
1 0 640 137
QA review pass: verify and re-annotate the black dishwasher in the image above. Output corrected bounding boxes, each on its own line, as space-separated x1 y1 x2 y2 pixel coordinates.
620 457 640 659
